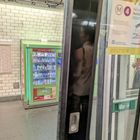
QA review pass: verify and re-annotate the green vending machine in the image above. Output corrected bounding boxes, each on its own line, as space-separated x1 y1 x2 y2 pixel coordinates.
21 40 62 108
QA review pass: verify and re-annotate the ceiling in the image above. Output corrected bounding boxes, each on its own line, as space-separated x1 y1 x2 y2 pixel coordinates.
3 0 64 8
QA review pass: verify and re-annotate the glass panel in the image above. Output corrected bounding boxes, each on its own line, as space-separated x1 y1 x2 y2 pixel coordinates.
32 49 57 101
137 120 140 140
96 0 140 138
89 0 108 139
111 55 139 140
127 55 140 90
90 63 98 140
32 50 57 86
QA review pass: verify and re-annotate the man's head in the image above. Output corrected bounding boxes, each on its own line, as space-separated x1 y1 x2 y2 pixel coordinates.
80 25 95 44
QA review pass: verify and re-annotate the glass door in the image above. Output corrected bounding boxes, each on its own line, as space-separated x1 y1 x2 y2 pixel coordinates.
93 0 140 140
57 0 103 139
110 55 139 140
100 55 140 140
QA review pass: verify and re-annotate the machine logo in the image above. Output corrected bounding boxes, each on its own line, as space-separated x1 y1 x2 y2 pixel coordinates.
115 4 123 15
124 6 131 16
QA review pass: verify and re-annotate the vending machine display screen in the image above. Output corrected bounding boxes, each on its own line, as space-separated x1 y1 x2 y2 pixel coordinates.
32 48 56 86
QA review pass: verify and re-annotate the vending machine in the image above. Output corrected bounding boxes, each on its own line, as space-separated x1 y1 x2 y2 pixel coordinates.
21 40 62 108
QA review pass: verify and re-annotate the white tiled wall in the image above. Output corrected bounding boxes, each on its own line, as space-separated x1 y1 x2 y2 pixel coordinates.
0 3 63 97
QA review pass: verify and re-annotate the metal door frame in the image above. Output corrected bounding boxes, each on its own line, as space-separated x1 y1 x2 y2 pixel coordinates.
57 0 74 140
132 90 140 140
57 0 104 140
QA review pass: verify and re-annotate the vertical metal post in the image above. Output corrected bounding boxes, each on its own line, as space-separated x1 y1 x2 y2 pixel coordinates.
132 90 140 140
95 47 106 140
114 56 120 140
94 0 107 140
57 0 73 140
108 56 115 140
86 0 103 140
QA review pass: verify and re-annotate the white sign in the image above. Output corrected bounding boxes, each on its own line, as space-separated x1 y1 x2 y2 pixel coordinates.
108 0 134 47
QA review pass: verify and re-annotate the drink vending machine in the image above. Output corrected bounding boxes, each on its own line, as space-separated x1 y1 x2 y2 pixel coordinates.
21 40 62 108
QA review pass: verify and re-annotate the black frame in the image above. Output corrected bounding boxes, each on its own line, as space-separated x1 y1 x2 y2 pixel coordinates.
95 0 108 139
57 0 104 139
132 89 140 140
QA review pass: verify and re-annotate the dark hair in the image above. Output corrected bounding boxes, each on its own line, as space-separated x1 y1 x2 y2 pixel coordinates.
82 25 95 44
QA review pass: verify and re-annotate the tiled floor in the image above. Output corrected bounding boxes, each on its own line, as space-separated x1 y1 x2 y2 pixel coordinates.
0 100 97 140
0 101 58 140
0 100 139 140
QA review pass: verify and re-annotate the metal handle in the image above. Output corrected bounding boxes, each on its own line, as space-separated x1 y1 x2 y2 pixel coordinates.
69 112 80 134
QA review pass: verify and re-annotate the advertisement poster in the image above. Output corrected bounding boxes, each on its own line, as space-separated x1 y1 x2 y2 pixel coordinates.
108 0 140 55
33 87 56 101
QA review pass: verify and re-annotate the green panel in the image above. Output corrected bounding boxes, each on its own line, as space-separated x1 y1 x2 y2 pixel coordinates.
25 47 30 102
93 63 98 97
21 40 62 107
112 98 137 113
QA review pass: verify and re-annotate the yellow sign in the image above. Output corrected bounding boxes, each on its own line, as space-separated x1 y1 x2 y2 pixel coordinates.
124 0 138 3
107 47 140 55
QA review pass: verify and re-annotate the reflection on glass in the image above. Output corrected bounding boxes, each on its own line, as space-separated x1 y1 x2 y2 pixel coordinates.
111 56 139 140
132 56 140 89
127 55 140 90
66 0 98 139
137 119 140 140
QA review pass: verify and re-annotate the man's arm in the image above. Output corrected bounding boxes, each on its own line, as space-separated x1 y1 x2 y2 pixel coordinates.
73 48 83 78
